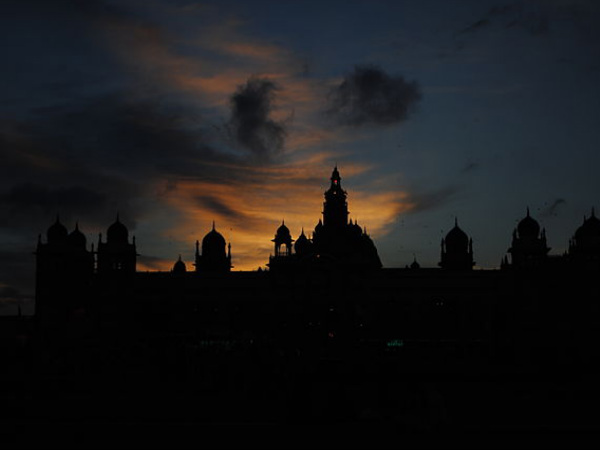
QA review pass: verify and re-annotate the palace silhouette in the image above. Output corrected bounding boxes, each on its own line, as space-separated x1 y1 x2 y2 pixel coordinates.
3 166 600 439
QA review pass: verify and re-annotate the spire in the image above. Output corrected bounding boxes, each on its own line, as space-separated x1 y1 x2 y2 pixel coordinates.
592 207 596 218
454 216 458 227
526 206 530 217
212 220 216 231
330 165 341 186
116 212 120 223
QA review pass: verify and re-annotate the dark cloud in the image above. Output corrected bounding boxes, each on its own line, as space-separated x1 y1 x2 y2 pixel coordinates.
455 2 550 40
461 162 479 174
457 18 491 36
540 198 566 218
327 65 421 127
2 183 106 215
138 254 172 271
195 195 245 221
228 77 287 161
406 186 460 214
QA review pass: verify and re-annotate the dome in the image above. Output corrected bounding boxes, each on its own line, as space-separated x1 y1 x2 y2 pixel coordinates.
68 223 86 248
445 219 469 249
294 229 311 255
276 221 291 238
47 216 68 243
575 209 600 240
173 255 186 273
517 209 540 238
202 223 226 249
107 216 129 243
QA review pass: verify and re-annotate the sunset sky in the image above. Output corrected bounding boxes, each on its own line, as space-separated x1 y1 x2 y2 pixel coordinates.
2 0 600 314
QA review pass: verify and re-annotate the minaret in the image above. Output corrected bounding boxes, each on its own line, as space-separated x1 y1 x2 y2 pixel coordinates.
508 208 549 268
195 222 231 273
439 218 474 270
322 165 349 229
272 220 293 257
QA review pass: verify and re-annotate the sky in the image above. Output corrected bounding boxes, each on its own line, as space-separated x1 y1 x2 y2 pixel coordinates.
2 0 600 314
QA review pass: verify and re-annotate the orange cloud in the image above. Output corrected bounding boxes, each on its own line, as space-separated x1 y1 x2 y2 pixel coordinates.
93 12 413 271
159 160 410 271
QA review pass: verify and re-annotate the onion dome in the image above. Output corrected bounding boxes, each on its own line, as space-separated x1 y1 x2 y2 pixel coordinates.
107 215 129 243
275 220 291 239
202 222 226 249
294 228 311 255
47 215 68 243
68 222 87 248
517 208 540 238
575 208 600 240
445 218 469 250
173 255 186 273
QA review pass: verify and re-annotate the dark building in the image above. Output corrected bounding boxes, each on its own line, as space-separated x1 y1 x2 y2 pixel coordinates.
269 166 381 270
569 208 600 267
10 166 600 436
506 208 550 269
439 218 474 270
195 222 232 273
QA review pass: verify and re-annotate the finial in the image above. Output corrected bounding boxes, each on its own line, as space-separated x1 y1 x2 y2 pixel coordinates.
454 216 458 227
116 212 120 223
55 213 60 224
592 207 596 218
178 254 182 262
212 220 215 231
75 221 79 231
526 206 530 217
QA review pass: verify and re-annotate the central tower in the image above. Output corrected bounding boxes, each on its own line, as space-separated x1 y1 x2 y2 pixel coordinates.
323 166 349 229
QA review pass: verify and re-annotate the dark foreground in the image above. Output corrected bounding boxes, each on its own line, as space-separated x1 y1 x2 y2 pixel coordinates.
2 343 600 449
